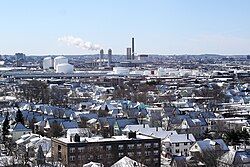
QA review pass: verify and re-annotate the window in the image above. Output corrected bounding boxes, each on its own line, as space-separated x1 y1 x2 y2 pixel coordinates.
154 143 159 148
118 145 124 150
145 159 151 163
98 146 103 151
154 150 159 155
176 149 180 153
107 154 112 158
119 152 124 157
154 158 159 162
79 147 84 152
145 151 151 156
137 144 142 149
145 143 151 148
128 144 134 149
128 152 134 156
184 142 188 145
98 155 102 159
78 156 81 160
88 155 93 160
70 148 75 153
137 152 142 156
175 143 179 147
58 145 62 159
88 147 93 151
106 145 111 151
184 149 187 152
69 156 75 161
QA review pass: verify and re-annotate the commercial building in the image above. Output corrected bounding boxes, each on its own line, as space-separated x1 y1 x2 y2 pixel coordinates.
51 132 161 167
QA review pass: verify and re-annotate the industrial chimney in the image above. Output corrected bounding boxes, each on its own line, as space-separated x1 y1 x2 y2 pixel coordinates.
99 49 104 67
108 49 112 67
127 48 132 60
132 38 135 60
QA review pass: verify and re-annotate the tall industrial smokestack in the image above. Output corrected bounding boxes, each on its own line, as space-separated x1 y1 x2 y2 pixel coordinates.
99 49 104 67
132 38 135 60
127 48 132 60
108 49 112 67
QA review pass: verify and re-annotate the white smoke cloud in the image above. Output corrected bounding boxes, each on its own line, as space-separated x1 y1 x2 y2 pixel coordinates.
58 36 101 51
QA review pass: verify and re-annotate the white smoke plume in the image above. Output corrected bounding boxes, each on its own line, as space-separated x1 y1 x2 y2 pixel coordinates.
58 36 101 51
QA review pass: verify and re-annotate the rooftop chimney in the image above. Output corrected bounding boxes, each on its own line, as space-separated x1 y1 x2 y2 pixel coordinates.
74 133 80 142
128 131 136 139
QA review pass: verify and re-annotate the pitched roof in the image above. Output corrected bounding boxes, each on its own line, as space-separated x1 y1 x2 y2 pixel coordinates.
12 122 31 131
82 162 103 167
61 121 78 129
116 118 139 129
111 156 146 167
219 150 250 165
164 133 196 143
196 139 229 152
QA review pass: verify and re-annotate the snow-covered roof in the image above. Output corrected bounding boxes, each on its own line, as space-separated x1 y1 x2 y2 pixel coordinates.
12 122 31 132
218 150 250 165
82 162 103 167
111 156 146 167
16 133 40 145
195 139 229 152
164 133 196 143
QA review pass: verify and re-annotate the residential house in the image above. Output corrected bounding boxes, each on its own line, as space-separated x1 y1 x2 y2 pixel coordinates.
189 139 229 158
163 133 196 157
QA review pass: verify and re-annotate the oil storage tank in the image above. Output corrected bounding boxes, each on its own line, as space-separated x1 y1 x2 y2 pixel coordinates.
54 56 68 69
56 63 74 73
43 57 53 69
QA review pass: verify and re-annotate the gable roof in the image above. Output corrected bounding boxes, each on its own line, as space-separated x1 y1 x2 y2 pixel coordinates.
164 133 196 143
116 118 139 129
61 121 78 129
219 150 250 165
111 156 147 167
12 122 31 132
195 139 229 152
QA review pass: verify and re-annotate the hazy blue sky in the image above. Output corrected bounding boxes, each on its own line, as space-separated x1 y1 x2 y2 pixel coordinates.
0 0 250 55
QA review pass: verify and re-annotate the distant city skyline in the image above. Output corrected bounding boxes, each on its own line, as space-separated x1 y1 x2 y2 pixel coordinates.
1 0 250 55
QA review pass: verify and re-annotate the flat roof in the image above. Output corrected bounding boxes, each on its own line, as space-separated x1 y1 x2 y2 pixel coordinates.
56 134 157 144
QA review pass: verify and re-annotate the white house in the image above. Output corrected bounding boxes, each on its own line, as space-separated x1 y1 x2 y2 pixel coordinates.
162 133 196 157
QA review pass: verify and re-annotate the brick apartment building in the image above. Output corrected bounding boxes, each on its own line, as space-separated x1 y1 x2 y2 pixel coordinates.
51 132 161 167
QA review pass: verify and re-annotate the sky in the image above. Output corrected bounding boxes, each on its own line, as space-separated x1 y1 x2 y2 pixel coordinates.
0 0 250 55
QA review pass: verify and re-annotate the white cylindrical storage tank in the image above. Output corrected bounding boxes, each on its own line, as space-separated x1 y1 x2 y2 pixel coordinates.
56 63 74 73
157 67 166 76
43 57 53 69
113 67 129 75
54 56 68 69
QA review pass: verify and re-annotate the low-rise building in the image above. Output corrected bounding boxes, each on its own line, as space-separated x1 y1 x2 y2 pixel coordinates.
51 132 161 167
162 133 196 157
